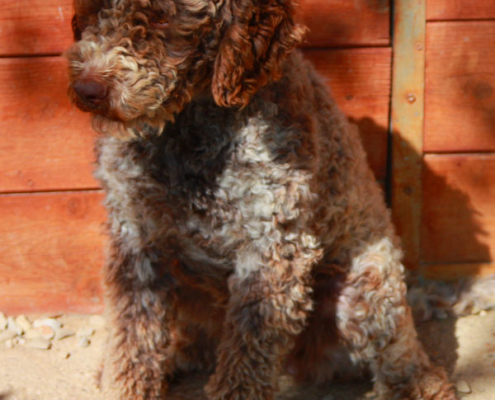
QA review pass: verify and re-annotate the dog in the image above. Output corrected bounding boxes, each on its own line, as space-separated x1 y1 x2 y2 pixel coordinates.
66 0 457 399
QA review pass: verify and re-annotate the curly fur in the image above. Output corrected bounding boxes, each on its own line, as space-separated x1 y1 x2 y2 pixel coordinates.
66 0 457 399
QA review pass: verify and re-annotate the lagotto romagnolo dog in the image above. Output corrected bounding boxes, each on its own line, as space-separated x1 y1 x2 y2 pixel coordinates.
66 0 456 399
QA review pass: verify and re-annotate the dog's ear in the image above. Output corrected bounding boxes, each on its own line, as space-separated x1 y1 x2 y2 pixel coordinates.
72 0 104 40
212 0 306 108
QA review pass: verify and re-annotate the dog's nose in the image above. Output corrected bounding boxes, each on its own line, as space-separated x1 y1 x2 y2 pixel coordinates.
73 79 108 105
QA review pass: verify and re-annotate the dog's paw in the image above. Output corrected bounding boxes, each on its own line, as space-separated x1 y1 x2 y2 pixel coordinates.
380 366 458 400
98 357 168 400
412 366 457 400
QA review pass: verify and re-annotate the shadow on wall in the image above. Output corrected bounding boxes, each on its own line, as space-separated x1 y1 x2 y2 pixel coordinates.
351 116 491 270
350 117 389 185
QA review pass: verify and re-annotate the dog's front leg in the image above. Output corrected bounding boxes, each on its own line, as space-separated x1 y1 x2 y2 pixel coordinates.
100 243 177 400
205 245 316 400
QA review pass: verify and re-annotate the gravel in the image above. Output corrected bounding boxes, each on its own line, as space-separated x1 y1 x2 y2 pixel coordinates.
0 330 17 343
76 327 95 338
7 317 23 336
15 316 31 332
0 312 494 400
26 338 51 350
0 314 99 352
55 328 76 341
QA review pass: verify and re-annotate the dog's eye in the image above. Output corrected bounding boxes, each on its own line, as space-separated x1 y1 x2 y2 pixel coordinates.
150 14 169 30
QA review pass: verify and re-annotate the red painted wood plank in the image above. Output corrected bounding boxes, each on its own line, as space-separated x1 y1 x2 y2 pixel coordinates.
298 0 390 47
0 191 106 315
0 0 390 56
0 57 99 193
423 263 495 281
421 154 495 264
0 0 74 56
427 0 495 21
306 47 392 180
425 22 495 153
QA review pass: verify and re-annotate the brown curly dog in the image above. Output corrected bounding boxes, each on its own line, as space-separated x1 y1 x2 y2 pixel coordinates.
66 0 457 399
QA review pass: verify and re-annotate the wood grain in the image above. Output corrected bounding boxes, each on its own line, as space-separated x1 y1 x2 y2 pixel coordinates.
425 22 495 153
0 0 390 56
305 47 392 180
421 154 495 265
0 191 106 315
427 0 495 21
298 0 390 47
0 0 74 56
422 263 495 281
0 57 99 193
390 0 426 269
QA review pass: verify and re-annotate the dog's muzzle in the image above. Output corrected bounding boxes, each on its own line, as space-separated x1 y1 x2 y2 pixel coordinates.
73 78 109 110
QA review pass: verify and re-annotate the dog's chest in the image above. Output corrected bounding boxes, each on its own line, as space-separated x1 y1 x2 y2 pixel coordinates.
97 104 309 270
168 113 296 266
175 122 290 268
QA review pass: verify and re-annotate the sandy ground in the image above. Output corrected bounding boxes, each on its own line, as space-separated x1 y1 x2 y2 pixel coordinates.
0 311 494 400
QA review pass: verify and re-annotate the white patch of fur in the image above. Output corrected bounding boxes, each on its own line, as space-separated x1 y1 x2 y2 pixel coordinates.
350 237 404 277
335 236 408 360
176 112 320 280
215 114 316 240
96 138 147 251
235 250 264 280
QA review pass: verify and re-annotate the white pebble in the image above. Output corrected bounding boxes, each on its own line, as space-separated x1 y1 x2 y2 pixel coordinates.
26 338 51 350
0 329 17 342
55 328 75 340
13 337 25 346
89 315 106 328
15 315 31 332
38 325 55 340
7 317 23 335
0 312 7 330
77 327 95 338
5 339 14 349
24 329 43 340
33 317 62 330
456 379 472 394
480 310 487 316
78 337 90 348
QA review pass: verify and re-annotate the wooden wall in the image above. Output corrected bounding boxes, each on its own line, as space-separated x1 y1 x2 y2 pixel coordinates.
391 0 495 280
0 0 392 314
6 0 494 314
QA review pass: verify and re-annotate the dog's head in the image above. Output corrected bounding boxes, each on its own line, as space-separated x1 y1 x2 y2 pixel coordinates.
66 0 305 139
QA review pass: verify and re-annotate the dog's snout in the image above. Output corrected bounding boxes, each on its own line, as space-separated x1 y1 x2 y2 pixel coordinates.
73 79 108 105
